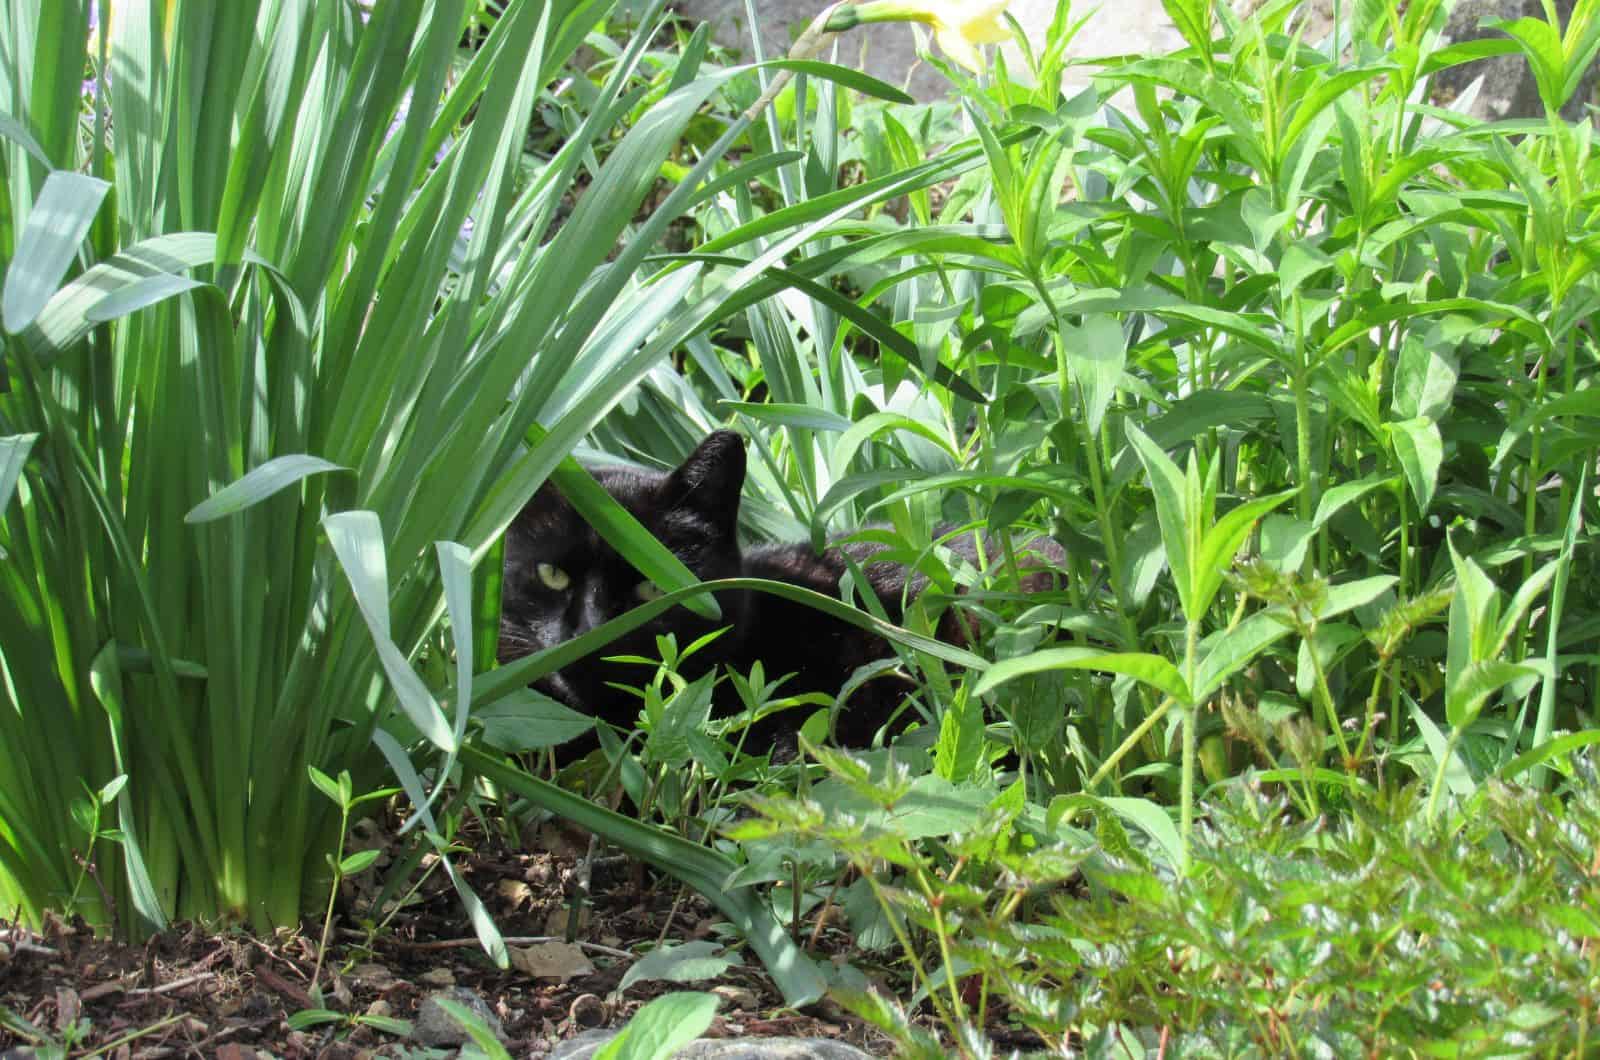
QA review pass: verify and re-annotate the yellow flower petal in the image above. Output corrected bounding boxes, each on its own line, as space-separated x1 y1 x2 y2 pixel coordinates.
934 24 988 72
844 0 1012 71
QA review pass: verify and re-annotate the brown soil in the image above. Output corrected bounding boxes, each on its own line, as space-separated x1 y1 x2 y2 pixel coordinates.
0 817 884 1059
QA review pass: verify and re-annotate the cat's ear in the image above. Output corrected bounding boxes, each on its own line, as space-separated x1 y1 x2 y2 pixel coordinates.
663 431 745 531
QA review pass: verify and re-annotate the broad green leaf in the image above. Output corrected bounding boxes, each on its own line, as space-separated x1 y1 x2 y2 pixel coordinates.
1389 417 1442 513
475 689 595 751
1491 134 1561 257
1145 390 1275 449
1194 609 1293 701
1447 539 1500 680
1281 64 1395 157
0 111 53 167
306 766 344 806
594 992 719 1060
1097 796 1185 874
1419 37 1523 75
829 411 959 482
1061 313 1125 436
1160 0 1213 58
1320 575 1399 620
2 171 110 332
1064 285 1278 356
1494 559 1559 656
935 690 986 783
1279 243 1333 301
976 648 1191 703
184 455 348 523
1488 16 1567 114
1193 490 1295 618
1259 514 1313 572
1392 336 1459 421
1491 388 1600 471
723 402 852 433
437 541 475 751
340 849 382 875
15 232 219 361
324 511 454 752
1126 422 1195 620
1447 659 1541 728
1312 472 1396 528
618 941 740 993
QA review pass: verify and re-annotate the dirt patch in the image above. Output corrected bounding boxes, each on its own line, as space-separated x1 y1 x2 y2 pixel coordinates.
0 820 884 1058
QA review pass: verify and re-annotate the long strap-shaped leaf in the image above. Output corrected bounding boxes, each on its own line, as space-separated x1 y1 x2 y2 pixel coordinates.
455 744 826 1008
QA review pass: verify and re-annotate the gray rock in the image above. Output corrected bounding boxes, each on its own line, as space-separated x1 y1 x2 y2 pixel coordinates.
412 986 505 1047
550 1029 877 1059
673 0 1185 101
1433 0 1598 120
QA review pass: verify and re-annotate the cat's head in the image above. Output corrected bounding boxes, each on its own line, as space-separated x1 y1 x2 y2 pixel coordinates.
498 431 748 723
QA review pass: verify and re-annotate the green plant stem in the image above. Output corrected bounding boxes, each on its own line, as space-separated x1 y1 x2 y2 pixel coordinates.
913 864 968 1026
859 867 971 1057
310 800 350 995
1353 650 1394 766
1180 618 1199 875
1290 292 1315 531
1087 696 1175 791
1302 620 1354 766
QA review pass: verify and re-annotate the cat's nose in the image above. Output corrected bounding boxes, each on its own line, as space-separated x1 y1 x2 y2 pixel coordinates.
573 587 607 637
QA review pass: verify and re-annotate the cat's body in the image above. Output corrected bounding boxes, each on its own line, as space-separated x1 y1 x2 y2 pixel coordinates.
498 431 1062 746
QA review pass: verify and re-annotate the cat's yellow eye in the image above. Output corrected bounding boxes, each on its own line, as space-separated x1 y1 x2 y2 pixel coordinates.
536 563 570 591
634 581 665 602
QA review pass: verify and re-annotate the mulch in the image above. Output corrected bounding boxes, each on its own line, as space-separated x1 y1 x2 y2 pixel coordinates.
0 815 885 1058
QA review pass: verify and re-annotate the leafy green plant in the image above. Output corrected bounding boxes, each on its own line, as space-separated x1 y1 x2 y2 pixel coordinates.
305 766 399 994
0 0 913 958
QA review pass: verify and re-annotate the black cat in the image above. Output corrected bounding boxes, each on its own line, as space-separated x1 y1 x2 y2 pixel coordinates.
498 431 1063 747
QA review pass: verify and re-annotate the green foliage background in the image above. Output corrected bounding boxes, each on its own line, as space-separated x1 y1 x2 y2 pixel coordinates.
2 0 1599 1050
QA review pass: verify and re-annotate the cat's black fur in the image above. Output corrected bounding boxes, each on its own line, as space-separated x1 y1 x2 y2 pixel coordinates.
498 431 1062 747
